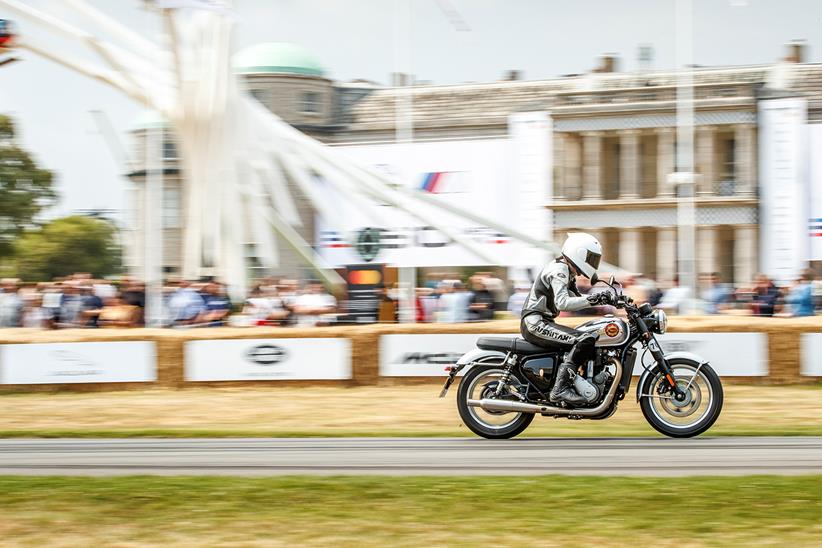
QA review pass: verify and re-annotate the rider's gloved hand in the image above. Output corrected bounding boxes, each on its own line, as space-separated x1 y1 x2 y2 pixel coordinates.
586 292 607 306
587 291 616 306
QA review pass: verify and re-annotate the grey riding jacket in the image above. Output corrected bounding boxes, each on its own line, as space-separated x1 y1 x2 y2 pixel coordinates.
522 259 590 320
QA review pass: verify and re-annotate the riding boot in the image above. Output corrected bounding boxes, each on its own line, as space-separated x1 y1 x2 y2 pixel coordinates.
549 362 587 405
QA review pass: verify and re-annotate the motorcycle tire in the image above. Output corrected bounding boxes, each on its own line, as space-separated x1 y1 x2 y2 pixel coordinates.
457 364 534 439
639 358 723 438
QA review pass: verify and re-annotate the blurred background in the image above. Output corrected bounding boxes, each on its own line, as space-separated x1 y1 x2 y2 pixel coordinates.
1 6 821 544
0 0 820 330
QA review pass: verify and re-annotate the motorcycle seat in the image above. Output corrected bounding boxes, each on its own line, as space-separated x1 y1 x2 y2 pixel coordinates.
476 337 550 355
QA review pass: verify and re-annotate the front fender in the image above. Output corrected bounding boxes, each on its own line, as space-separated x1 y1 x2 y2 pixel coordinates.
635 351 708 402
456 348 507 366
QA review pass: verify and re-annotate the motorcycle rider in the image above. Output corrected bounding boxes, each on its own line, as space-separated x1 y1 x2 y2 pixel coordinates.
520 232 615 405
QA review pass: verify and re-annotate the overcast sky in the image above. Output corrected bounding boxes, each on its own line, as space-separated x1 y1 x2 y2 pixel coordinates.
1 0 821 220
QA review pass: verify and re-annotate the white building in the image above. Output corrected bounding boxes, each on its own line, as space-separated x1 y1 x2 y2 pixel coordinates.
128 42 822 285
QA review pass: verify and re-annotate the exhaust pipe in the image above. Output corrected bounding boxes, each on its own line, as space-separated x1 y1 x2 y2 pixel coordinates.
466 399 560 414
467 358 622 417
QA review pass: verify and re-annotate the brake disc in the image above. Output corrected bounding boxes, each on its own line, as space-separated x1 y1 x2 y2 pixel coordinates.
661 379 702 418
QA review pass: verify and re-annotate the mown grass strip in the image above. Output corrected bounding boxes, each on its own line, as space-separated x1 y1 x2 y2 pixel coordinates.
0 475 819 546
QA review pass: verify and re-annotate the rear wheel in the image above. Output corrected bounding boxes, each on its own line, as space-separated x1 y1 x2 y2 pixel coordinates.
639 359 723 438
457 364 534 439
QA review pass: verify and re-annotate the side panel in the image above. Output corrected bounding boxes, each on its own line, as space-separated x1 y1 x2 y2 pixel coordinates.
520 354 560 393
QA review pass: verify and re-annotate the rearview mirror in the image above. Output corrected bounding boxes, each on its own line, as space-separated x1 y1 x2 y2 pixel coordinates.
590 272 599 285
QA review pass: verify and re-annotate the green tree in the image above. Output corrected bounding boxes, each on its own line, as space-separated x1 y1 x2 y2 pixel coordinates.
0 114 57 259
14 215 122 281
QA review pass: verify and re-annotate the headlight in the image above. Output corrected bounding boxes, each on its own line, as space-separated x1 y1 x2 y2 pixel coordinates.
654 309 667 334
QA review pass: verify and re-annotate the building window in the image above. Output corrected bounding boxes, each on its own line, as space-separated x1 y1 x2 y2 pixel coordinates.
162 138 178 161
718 134 736 196
300 91 320 113
163 185 181 229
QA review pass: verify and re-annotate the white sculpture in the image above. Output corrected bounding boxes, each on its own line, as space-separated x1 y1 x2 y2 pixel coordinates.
0 0 606 305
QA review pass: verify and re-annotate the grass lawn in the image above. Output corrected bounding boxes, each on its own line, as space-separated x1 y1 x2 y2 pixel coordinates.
0 383 821 438
0 475 819 546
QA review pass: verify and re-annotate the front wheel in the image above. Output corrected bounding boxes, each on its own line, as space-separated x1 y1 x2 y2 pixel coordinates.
639 359 723 438
457 364 534 439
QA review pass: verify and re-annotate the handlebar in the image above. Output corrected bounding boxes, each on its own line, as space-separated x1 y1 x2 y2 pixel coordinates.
593 277 637 311
612 294 636 312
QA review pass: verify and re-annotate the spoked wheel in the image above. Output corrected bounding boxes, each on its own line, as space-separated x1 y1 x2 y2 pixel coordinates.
639 358 723 438
457 364 533 439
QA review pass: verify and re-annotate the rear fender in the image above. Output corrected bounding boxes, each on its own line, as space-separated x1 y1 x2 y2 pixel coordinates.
439 349 508 398
455 348 507 366
635 351 708 402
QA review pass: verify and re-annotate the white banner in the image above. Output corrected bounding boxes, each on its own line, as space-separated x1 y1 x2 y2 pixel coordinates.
808 125 822 261
380 332 767 377
319 138 536 267
758 98 809 284
647 332 768 376
800 333 822 376
185 338 351 381
0 342 156 384
380 333 515 377
509 111 553 266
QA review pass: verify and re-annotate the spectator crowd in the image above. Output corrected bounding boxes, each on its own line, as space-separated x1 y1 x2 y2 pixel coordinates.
0 268 819 330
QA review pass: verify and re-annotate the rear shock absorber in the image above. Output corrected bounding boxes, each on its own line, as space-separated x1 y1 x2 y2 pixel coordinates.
494 352 518 396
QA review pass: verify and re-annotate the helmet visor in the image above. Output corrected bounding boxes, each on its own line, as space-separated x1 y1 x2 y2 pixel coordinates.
585 250 601 271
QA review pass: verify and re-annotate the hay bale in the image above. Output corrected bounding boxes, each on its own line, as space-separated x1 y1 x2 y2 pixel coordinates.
0 315 820 392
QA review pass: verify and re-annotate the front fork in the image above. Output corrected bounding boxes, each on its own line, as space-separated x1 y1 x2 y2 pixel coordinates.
637 321 685 398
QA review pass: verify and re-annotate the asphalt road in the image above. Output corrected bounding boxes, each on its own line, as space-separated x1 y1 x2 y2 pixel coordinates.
0 437 820 476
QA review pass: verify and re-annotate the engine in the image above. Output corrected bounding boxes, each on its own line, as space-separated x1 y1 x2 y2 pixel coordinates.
572 358 616 404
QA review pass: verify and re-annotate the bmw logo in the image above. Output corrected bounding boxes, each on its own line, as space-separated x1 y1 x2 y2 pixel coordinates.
246 344 287 365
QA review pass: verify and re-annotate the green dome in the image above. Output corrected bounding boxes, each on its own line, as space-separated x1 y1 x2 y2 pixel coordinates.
232 42 324 77
131 110 169 131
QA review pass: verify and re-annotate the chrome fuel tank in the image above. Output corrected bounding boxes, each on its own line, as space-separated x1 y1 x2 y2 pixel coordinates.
575 316 630 347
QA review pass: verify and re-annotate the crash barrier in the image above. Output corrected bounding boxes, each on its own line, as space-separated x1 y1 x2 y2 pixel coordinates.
0 316 820 390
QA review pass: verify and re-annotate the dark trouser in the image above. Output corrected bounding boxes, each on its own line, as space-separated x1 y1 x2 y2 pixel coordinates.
520 313 583 351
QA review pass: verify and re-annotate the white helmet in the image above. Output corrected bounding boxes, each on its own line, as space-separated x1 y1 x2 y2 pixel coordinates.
561 232 602 279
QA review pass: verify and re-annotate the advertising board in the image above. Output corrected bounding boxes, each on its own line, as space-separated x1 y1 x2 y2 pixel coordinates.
185 338 352 381
800 333 822 376
0 341 156 384
380 332 767 377
379 333 515 377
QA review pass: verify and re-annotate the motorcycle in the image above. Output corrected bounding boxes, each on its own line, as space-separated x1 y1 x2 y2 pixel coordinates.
440 274 723 439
